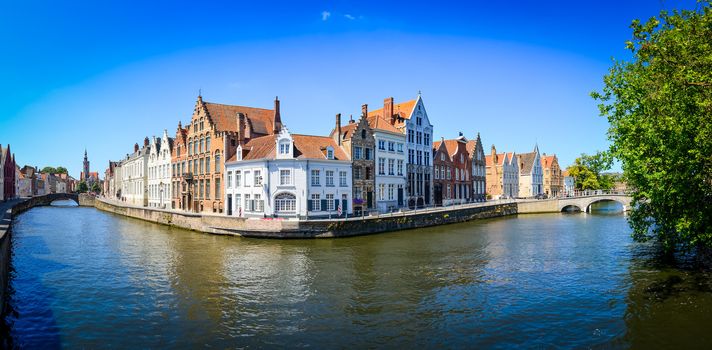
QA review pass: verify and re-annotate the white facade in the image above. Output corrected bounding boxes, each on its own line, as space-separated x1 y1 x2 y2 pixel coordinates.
503 153 520 198
373 129 407 213
109 164 122 199
404 96 434 207
517 146 543 197
224 127 353 219
121 142 149 206
147 131 173 208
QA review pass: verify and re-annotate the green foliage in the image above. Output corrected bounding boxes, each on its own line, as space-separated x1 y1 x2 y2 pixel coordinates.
592 2 712 252
76 181 88 193
40 166 68 174
566 152 614 190
90 182 101 194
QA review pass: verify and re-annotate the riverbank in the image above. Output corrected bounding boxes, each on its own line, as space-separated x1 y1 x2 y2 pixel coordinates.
0 199 25 322
95 197 519 238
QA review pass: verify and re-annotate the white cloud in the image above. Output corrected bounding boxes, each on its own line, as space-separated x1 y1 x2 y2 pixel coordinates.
321 11 331 21
344 14 355 20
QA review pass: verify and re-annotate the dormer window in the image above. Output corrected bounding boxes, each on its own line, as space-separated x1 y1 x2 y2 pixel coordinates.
236 145 243 161
279 141 290 155
327 147 334 160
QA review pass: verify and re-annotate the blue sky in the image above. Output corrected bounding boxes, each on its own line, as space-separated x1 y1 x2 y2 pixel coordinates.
0 0 699 177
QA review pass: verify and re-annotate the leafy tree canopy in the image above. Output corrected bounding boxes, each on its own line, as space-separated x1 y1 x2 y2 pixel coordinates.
566 152 615 190
592 2 712 252
76 181 88 194
41 166 68 174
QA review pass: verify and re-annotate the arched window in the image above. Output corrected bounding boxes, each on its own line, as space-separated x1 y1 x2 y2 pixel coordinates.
215 152 221 172
199 138 204 153
275 193 296 213
206 137 211 151
361 129 366 139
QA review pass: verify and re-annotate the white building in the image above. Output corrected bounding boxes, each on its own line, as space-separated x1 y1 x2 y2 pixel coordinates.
368 95 433 208
147 131 173 208
366 114 407 213
224 126 353 219
502 152 520 198
517 145 543 197
121 138 150 206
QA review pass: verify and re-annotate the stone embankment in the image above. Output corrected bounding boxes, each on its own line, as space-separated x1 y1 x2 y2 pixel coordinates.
95 198 520 238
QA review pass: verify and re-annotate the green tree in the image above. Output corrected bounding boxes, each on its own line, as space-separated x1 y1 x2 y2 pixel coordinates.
55 166 68 174
592 2 712 251
90 182 101 194
76 181 88 193
566 152 614 190
41 166 57 174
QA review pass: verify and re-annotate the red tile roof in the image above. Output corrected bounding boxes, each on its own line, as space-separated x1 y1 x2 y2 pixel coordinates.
203 101 274 134
366 115 401 134
368 99 416 120
238 134 349 161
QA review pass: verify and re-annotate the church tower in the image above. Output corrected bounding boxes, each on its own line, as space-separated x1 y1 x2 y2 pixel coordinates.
83 149 90 181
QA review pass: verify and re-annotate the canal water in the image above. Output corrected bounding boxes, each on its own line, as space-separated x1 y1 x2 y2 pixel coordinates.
4 201 712 348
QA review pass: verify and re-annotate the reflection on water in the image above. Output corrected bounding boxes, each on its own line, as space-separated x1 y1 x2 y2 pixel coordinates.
4 206 712 348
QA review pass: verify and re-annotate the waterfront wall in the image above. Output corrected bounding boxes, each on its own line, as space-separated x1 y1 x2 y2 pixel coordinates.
95 198 519 238
0 208 12 316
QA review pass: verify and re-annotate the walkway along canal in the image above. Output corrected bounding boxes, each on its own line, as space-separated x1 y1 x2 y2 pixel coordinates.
5 201 712 348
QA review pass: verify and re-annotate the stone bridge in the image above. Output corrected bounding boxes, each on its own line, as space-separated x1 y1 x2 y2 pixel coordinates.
11 193 95 215
517 193 632 214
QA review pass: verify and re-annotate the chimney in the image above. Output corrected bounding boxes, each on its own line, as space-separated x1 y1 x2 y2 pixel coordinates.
144 137 149 147
335 113 342 146
491 144 497 163
237 113 246 144
361 104 368 118
384 97 395 124
273 96 282 134
134 143 139 153
459 131 463 137
349 114 354 124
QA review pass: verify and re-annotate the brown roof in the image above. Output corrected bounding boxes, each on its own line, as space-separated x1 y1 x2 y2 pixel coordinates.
238 134 349 161
366 115 401 134
203 101 274 134
562 170 570 177
442 137 468 158
329 123 358 140
368 99 417 120
485 153 507 167
518 152 538 174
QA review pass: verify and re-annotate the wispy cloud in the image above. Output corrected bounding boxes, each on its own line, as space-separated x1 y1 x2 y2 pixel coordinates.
321 11 331 21
344 14 355 20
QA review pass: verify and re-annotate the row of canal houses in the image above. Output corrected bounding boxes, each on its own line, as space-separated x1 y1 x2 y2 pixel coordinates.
104 94 563 218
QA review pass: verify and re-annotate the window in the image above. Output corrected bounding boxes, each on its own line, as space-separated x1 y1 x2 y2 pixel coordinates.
244 171 251 186
205 179 211 199
388 141 395 152
254 194 263 212
279 141 290 155
378 158 385 175
409 150 414 164
388 184 394 200
365 167 372 180
245 194 250 211
417 151 422 165
235 194 242 214
206 157 210 174
424 133 430 146
280 169 291 185
397 160 403 176
447 167 452 180
407 130 414 143
311 169 320 186
311 194 321 211
354 187 362 199
447 184 451 199
441 153 445 161
339 171 347 187
199 138 204 153
227 171 232 188
206 137 211 151
354 147 362 160
326 194 335 211
275 193 296 213
326 170 334 186
397 143 403 153
254 170 262 186
378 140 385 150
378 184 385 200
199 180 204 199
214 154 220 173
354 166 362 179
177 146 181 157
188 141 192 155
199 158 204 174
416 132 422 145
424 152 430 166
327 149 334 159
361 129 366 139
435 166 440 179
365 148 372 160
235 171 241 187
193 141 198 155
460 154 464 163
388 159 394 175
215 178 220 199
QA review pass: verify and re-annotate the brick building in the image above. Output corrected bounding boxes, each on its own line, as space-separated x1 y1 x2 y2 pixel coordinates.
330 104 376 216
433 134 471 206
541 154 563 198
467 133 487 202
172 95 277 213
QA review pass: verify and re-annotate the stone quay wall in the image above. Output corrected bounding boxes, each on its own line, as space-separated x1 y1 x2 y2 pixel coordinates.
95 197 519 238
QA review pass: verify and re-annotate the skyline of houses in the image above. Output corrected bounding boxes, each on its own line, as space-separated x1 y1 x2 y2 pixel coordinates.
99 93 572 218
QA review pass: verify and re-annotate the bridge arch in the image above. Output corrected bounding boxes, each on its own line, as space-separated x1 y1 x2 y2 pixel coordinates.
560 204 582 212
557 194 632 213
